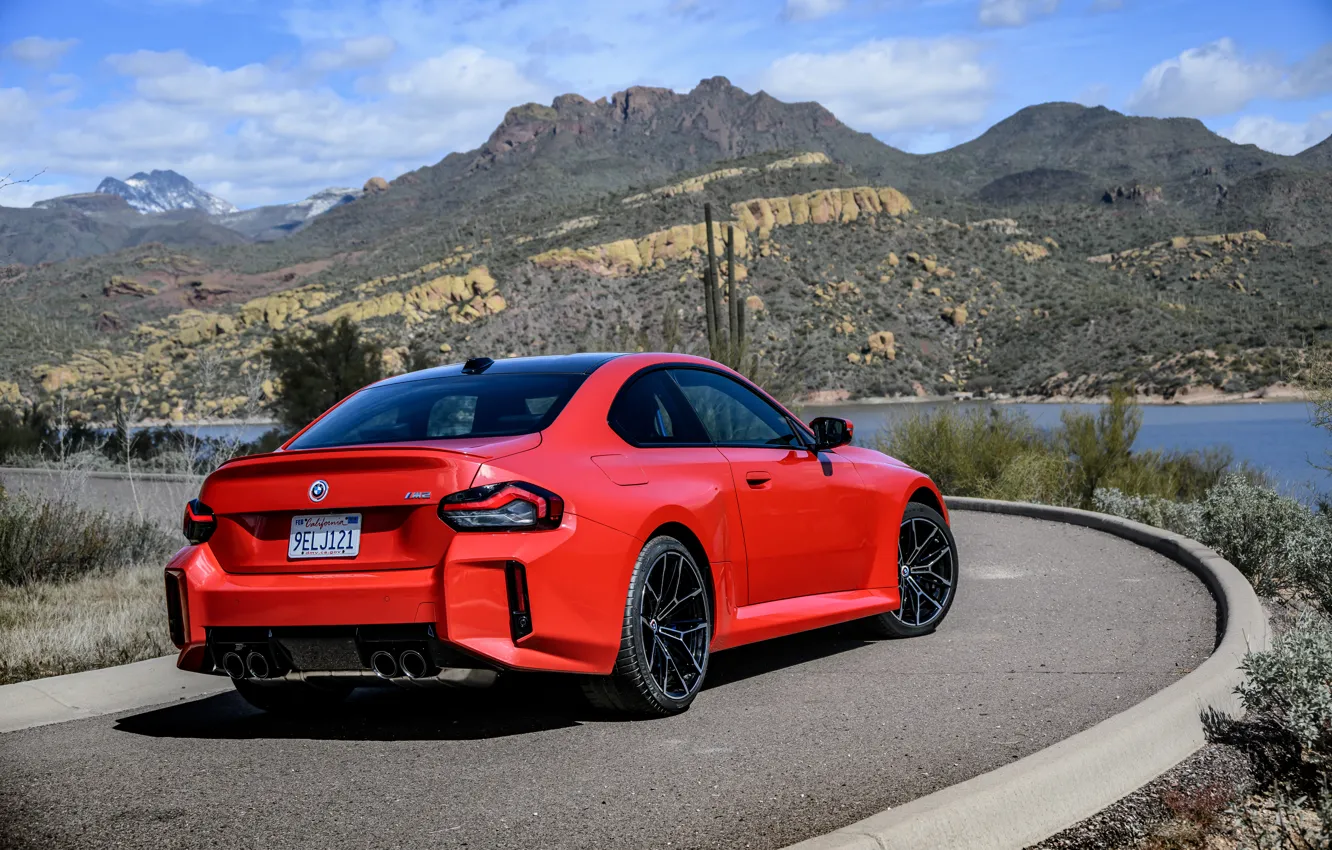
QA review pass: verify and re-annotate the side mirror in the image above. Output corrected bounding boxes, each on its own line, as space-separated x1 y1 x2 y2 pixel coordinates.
809 417 853 451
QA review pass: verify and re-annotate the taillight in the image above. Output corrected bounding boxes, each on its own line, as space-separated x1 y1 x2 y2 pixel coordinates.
438 482 564 531
182 498 216 544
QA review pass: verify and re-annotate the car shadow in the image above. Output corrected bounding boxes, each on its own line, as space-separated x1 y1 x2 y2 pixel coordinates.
114 623 876 742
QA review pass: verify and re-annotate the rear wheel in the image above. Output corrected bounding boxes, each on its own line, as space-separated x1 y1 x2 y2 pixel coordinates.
232 678 353 714
582 536 712 717
862 502 958 638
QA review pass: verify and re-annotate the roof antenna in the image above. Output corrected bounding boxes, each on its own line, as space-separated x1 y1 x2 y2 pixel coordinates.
462 357 495 375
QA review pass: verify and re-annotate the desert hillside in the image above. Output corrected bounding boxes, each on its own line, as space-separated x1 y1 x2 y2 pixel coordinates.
2 78 1330 419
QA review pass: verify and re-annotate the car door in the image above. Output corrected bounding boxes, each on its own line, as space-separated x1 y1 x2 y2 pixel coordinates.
605 368 749 601
667 367 873 605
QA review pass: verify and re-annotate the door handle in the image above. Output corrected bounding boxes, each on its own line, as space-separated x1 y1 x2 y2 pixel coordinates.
744 471 772 487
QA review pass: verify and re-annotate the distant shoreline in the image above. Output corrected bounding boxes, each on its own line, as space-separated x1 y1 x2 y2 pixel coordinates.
798 383 1310 408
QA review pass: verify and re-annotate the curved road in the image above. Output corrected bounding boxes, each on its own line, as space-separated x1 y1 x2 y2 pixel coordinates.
0 513 1215 850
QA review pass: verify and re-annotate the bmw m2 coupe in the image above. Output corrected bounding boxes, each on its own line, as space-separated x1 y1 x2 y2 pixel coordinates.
165 353 959 716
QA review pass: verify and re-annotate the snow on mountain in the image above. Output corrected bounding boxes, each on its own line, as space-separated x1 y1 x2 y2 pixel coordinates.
293 187 362 218
95 170 238 215
211 186 363 240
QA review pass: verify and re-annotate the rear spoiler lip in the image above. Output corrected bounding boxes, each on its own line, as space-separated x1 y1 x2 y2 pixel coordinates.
212 433 545 476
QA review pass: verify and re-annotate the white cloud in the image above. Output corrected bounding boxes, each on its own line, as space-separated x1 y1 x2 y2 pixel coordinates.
307 35 397 72
383 47 544 109
782 0 848 21
978 0 1059 28
6 36 77 66
4 46 548 209
1221 112 1332 156
761 38 991 134
1128 38 1332 118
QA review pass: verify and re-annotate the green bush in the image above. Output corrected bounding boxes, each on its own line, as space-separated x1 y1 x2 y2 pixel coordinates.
877 397 1233 508
0 494 177 586
267 316 384 431
876 406 1071 504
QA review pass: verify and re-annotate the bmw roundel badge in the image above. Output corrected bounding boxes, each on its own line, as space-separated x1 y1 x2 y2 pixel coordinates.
308 479 329 502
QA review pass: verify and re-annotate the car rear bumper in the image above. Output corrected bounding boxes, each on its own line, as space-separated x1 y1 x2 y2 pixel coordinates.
169 513 638 676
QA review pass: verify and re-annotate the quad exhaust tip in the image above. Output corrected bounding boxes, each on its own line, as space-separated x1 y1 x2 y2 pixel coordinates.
245 651 271 680
399 650 428 679
221 652 246 680
370 650 398 679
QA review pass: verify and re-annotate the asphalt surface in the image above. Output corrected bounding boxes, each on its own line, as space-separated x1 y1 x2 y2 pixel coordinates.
0 513 1216 850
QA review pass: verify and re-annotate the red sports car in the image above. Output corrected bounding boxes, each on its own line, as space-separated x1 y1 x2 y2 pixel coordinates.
165 353 958 716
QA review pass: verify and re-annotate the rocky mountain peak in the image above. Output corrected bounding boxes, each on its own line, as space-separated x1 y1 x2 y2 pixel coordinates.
95 169 237 215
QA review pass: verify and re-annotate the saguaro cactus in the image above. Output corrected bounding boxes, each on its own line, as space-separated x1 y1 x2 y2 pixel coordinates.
702 203 748 371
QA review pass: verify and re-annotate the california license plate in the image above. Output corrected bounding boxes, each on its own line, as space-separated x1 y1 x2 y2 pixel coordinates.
289 514 361 559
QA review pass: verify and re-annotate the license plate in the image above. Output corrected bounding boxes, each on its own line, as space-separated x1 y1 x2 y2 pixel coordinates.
289 514 361 559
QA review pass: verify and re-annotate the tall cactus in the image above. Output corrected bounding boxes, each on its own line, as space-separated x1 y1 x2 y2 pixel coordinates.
703 203 748 371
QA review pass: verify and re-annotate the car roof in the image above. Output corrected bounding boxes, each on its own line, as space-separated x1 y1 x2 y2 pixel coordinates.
372 352 626 387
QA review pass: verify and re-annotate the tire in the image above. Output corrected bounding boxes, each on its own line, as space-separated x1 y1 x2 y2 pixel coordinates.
582 535 712 717
861 502 959 639
232 677 353 714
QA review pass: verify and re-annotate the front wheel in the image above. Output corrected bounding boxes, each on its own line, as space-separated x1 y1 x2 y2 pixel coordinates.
582 535 712 717
862 502 959 638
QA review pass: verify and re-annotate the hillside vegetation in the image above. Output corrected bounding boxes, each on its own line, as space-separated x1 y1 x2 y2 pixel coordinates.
2 79 1330 418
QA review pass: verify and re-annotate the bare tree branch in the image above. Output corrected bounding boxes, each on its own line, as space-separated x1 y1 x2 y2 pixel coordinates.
0 168 47 193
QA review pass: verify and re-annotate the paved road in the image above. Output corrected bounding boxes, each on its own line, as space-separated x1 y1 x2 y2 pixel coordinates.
0 513 1215 850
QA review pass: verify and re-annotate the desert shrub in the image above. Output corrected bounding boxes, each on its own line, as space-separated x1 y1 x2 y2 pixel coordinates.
267 316 384 431
877 406 1070 503
1236 615 1332 781
880 397 1234 508
1061 387 1141 508
0 494 177 586
1093 488 1205 539
1198 475 1329 596
1206 614 1332 847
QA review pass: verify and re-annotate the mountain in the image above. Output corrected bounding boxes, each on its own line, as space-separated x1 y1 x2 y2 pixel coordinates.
291 76 913 249
5 181 361 264
34 193 137 215
0 203 247 266
925 102 1298 206
1297 134 1332 169
96 170 237 215
214 187 363 241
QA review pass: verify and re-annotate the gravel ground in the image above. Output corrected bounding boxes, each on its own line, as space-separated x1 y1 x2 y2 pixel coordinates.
1028 744 1253 850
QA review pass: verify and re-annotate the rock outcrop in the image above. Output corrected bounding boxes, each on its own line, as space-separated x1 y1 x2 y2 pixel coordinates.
621 152 832 206
532 186 911 276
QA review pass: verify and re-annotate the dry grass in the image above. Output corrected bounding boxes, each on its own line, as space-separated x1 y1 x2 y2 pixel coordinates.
0 563 174 685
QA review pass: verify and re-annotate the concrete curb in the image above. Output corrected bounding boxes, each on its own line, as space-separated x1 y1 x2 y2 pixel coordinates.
0 656 230 734
783 498 1270 850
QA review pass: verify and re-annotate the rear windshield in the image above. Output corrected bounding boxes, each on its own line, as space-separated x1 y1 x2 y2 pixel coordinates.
287 373 586 450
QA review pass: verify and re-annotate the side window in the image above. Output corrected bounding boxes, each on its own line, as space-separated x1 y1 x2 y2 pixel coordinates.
609 370 710 446
670 369 800 447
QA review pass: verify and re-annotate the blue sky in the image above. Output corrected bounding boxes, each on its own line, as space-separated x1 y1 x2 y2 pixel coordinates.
1 0 1330 209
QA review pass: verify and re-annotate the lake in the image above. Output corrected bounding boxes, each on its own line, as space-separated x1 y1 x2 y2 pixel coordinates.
800 401 1330 501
